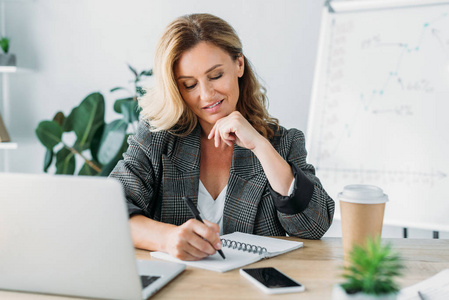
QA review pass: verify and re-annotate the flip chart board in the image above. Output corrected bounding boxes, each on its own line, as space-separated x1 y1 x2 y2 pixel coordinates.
307 0 449 231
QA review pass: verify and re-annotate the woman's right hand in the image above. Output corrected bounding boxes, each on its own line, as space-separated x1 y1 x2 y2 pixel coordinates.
163 219 222 261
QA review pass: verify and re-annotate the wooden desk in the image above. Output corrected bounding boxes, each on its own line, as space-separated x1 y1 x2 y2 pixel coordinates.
2 238 449 299
139 238 449 300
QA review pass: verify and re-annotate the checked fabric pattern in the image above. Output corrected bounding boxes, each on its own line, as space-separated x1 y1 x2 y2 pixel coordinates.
110 121 335 239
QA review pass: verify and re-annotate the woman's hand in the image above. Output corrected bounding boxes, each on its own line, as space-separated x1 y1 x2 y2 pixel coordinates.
208 111 265 150
163 219 222 261
208 111 295 196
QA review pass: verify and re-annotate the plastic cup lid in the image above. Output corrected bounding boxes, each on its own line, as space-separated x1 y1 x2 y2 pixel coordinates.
338 184 388 204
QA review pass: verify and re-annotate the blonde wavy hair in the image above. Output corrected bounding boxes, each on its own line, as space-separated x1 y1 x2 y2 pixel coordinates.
139 13 279 138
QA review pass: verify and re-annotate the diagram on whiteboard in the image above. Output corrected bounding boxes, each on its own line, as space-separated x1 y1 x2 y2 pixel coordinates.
308 4 449 230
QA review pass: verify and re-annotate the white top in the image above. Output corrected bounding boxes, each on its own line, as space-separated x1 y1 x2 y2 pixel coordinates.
197 178 296 235
198 180 227 235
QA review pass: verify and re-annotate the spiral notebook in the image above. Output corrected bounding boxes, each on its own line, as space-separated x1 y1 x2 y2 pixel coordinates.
150 232 303 273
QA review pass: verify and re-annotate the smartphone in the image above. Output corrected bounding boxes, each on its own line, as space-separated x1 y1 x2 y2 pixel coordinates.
240 267 305 294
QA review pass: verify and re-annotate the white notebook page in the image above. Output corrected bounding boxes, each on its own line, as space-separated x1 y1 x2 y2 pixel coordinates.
150 232 303 272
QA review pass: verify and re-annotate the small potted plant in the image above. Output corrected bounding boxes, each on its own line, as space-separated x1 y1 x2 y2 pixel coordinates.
0 36 16 67
333 237 404 300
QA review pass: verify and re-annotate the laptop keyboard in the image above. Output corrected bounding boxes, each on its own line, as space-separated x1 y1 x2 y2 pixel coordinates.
140 275 161 289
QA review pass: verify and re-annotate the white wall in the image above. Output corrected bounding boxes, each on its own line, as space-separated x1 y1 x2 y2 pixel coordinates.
1 0 447 238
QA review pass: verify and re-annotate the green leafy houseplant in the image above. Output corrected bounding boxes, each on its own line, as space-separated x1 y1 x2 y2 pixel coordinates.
333 237 404 300
110 65 152 132
0 36 10 53
35 65 152 176
0 36 16 67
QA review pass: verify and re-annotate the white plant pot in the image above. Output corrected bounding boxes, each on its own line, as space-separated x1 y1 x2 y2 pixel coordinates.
332 284 397 300
0 54 16 67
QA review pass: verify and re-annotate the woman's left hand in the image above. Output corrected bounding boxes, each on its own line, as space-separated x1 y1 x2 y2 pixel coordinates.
208 111 264 150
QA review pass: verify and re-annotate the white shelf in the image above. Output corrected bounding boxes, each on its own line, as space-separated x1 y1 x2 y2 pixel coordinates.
0 66 17 73
0 142 17 149
0 67 32 73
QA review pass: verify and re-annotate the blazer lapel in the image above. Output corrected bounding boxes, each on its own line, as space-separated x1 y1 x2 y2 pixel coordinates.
223 144 267 234
159 125 268 233
160 126 201 226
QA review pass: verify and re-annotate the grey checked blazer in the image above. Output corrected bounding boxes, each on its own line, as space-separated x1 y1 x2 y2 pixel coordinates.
110 120 334 239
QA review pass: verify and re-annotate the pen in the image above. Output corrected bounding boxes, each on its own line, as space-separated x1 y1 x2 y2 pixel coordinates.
182 196 226 259
417 291 425 300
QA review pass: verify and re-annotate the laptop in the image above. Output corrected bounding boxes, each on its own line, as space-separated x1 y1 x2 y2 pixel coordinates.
0 173 185 300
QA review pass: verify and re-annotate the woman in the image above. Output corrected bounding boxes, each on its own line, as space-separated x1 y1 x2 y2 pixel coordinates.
110 13 334 261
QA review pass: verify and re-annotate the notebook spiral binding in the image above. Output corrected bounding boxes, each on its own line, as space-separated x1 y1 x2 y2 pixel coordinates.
220 238 268 255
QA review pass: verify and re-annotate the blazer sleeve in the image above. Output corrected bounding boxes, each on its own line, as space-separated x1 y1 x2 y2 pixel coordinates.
109 121 159 218
269 129 335 239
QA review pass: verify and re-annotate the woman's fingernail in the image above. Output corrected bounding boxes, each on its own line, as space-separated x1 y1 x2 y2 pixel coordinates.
216 242 222 250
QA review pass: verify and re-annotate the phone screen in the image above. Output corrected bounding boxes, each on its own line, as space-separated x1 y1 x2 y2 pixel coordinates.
242 267 302 288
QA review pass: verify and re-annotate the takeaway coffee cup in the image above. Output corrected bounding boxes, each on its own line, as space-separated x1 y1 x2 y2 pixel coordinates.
338 184 388 263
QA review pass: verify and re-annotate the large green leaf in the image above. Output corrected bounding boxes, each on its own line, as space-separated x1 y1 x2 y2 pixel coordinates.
97 119 128 165
113 97 133 114
73 92 105 150
99 156 121 177
121 100 140 124
43 148 54 173
90 124 105 163
79 162 99 176
63 107 76 132
55 147 75 175
120 133 131 154
35 121 63 149
99 133 130 177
